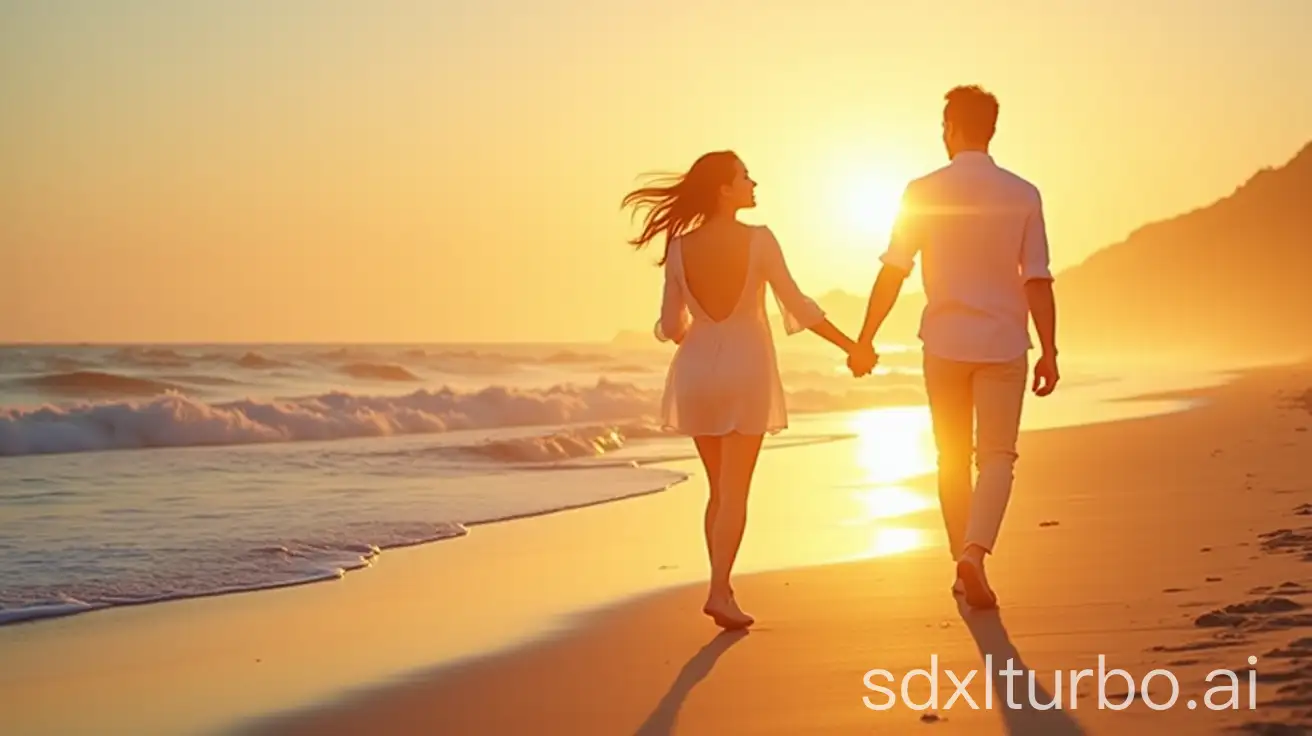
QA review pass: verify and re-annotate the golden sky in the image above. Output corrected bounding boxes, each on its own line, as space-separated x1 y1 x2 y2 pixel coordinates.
3 0 1310 343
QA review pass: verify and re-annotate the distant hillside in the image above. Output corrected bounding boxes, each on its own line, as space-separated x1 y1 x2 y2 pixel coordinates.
1055 141 1312 360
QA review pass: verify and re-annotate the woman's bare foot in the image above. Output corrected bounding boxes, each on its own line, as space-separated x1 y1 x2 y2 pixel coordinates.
703 590 754 629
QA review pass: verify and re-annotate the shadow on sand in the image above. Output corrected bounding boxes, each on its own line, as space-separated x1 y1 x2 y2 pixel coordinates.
634 629 749 736
960 602 1088 736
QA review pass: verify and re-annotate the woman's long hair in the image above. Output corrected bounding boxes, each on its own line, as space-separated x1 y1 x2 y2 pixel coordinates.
620 150 740 265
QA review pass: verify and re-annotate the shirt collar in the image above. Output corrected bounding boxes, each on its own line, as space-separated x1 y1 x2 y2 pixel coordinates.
951 151 994 166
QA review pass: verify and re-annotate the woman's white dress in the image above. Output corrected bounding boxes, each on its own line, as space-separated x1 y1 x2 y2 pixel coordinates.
655 224 826 436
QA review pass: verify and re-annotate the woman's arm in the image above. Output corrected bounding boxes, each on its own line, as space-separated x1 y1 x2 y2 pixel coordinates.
654 242 690 344
760 226 860 355
808 318 860 354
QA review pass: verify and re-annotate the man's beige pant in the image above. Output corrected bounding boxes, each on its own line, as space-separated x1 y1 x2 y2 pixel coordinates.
923 352 1028 559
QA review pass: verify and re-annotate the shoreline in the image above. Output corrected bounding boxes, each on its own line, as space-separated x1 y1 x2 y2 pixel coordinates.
0 430 871 629
0 365 1274 735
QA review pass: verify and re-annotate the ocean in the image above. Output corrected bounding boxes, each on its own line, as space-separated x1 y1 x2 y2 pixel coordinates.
0 340 940 625
0 341 1223 627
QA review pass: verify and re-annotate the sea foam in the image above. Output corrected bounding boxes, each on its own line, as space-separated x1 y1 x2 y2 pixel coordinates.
0 380 660 456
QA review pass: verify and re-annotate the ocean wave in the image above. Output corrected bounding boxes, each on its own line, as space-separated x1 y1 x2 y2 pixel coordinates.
311 348 523 377
462 425 633 464
42 356 97 372
161 373 243 387
19 371 184 397
0 380 661 456
340 362 421 381
403 350 534 376
541 350 614 365
0 378 926 457
233 351 292 369
313 347 383 363
110 347 192 368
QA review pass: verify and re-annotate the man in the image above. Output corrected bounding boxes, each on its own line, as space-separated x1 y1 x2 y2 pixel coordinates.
847 85 1060 609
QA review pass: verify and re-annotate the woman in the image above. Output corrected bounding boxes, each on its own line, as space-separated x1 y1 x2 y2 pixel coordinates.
622 150 866 629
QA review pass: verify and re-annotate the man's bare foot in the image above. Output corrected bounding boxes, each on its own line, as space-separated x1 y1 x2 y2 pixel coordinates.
703 591 754 629
955 548 998 610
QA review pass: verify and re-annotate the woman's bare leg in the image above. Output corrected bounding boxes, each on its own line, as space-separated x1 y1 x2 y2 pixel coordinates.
703 432 764 628
693 435 724 580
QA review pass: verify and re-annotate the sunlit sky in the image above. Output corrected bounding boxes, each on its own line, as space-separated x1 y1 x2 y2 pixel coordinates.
3 0 1310 343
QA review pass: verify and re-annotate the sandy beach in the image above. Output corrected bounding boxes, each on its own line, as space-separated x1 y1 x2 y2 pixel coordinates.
4 362 1312 735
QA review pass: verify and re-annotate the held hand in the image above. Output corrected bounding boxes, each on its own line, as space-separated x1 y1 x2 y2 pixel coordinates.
1032 352 1060 396
846 342 878 377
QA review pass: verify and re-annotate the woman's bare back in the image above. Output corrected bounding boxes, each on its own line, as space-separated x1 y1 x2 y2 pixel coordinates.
655 221 830 437
679 223 755 322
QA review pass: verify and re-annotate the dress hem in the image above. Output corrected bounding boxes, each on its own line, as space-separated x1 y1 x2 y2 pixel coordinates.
660 423 788 438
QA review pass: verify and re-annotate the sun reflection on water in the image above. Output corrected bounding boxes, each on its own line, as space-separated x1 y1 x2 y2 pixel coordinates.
866 527 925 557
853 485 933 520
851 406 937 484
841 407 941 559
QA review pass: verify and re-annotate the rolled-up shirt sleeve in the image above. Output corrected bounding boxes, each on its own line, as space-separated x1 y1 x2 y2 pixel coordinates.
879 182 924 275
1020 190 1054 282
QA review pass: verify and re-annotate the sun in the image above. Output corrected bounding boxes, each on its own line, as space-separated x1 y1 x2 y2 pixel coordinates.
842 174 905 238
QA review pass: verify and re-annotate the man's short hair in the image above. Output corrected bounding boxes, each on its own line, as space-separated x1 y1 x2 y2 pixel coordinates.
944 85 999 144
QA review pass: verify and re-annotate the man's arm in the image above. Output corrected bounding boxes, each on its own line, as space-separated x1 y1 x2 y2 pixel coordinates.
848 256 910 377
1026 279 1059 396
858 182 921 347
858 266 908 345
1021 188 1059 395
1025 280 1057 356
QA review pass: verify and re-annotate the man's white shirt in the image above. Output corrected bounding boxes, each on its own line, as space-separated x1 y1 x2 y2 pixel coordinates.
880 151 1053 363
